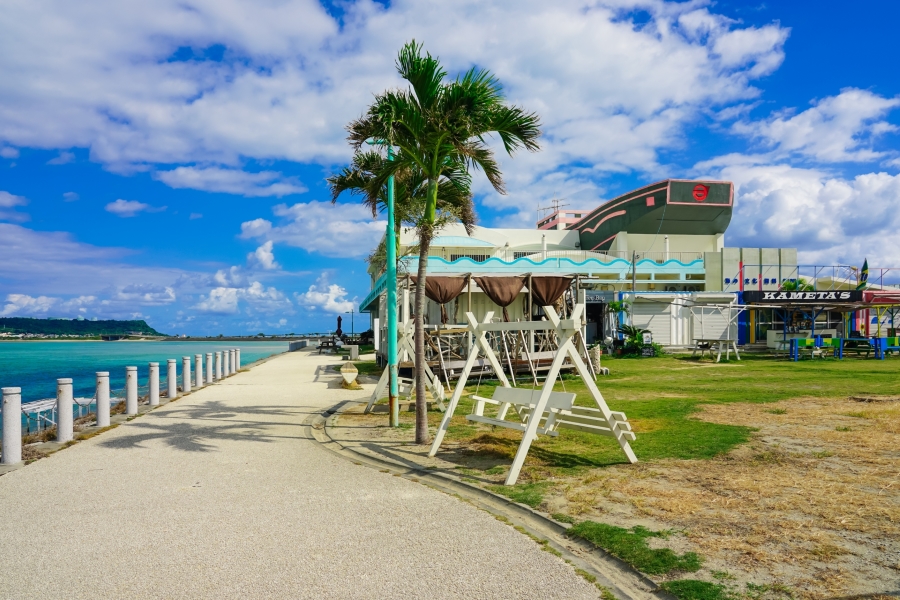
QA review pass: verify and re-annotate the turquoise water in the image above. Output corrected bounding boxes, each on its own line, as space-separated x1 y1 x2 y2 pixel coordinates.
0 341 288 403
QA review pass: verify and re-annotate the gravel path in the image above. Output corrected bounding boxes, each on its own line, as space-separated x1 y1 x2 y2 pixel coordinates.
0 350 599 599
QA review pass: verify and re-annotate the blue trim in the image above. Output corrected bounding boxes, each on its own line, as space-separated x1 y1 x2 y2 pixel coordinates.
404 255 704 275
360 273 386 313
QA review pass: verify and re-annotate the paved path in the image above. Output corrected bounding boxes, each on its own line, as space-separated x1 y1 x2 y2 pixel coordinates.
0 350 598 599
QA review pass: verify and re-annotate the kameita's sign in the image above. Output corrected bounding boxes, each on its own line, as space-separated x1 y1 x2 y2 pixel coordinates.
743 290 863 303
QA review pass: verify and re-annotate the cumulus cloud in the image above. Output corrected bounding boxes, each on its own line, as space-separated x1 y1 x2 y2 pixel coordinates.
105 199 166 217
0 293 97 317
0 0 788 205
194 280 292 315
0 147 19 159
247 241 279 270
63 191 79 202
296 274 355 313
704 162 900 265
154 166 306 197
240 201 384 258
0 191 29 222
731 89 900 163
1 294 57 316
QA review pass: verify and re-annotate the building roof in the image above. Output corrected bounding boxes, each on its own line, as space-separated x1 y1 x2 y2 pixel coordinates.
572 179 733 252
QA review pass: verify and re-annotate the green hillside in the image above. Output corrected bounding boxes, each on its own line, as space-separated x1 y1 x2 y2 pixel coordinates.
0 317 165 337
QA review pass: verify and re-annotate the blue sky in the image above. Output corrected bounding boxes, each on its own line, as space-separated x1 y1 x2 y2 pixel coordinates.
1 0 898 335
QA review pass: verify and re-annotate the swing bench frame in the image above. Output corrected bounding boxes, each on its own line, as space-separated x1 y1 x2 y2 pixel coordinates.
429 304 637 485
366 319 446 413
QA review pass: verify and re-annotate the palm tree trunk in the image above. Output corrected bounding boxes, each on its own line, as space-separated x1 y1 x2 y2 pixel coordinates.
413 229 432 444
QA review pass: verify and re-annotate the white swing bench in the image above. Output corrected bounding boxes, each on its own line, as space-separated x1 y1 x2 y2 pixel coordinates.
468 387 635 442
430 305 637 486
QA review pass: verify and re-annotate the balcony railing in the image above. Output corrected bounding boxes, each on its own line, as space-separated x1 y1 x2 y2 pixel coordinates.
424 249 704 265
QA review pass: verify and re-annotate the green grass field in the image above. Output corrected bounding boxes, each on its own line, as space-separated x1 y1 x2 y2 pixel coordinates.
430 353 900 474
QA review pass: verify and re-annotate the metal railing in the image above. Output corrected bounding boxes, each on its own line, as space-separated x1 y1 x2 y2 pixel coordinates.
424 249 704 265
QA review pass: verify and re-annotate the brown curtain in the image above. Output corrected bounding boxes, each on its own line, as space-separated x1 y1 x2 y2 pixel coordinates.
474 276 526 321
411 276 468 324
530 276 573 308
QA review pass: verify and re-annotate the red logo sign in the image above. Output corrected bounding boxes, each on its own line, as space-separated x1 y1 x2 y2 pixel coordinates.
692 184 709 202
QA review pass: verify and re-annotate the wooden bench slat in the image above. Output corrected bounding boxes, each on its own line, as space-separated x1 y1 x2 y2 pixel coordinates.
466 414 559 436
556 420 637 440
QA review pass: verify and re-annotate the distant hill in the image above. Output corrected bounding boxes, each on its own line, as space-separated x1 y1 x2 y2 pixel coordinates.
0 317 165 337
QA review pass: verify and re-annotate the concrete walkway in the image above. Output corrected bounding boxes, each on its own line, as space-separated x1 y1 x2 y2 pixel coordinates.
0 350 598 599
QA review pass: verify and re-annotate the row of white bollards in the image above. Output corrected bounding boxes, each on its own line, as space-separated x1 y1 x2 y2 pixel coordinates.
1 348 242 466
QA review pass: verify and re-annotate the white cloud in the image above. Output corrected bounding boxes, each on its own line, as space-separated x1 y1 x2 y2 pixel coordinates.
193 287 240 314
0 223 193 297
296 274 355 313
194 280 291 314
154 166 306 197
47 150 75 165
0 0 788 198
703 162 900 265
247 240 279 270
1 294 57 316
0 147 19 159
105 199 165 217
189 212 202 219
63 191 79 201
240 200 384 258
732 89 900 163
110 283 176 305
0 190 29 222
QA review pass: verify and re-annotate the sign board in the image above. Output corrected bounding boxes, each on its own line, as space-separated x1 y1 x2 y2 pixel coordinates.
743 291 863 304
585 290 617 304
641 347 654 357
641 332 653 345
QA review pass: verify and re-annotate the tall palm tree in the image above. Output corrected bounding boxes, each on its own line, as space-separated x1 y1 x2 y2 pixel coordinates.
327 150 476 276
345 41 541 444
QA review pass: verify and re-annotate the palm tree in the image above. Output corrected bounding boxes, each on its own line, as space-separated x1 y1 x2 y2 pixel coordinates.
327 150 475 276
344 41 541 444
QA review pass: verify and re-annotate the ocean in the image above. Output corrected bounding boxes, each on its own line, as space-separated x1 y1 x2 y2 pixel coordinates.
0 340 289 404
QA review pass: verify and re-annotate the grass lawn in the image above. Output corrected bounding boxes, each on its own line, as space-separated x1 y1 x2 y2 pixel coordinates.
352 353 900 599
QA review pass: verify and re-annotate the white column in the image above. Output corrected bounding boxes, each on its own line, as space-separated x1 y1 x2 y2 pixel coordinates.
235 348 241 371
206 353 214 384
215 352 222 380
95 373 110 428
57 378 74 442
148 363 159 407
126 366 138 415
167 359 177 399
194 354 203 389
1 387 22 465
182 356 192 393
230 349 236 374
223 351 230 377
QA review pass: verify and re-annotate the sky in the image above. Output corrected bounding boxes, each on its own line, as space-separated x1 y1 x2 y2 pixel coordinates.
1 0 899 335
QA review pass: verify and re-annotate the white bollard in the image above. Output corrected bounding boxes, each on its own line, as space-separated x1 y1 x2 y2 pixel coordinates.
126 367 138 415
96 373 110 427
215 352 222 381
194 354 203 389
57 378 74 442
1 387 22 464
167 359 177 399
206 353 214 384
236 348 241 371
148 363 159 407
224 351 231 377
182 356 192 393
230 349 236 374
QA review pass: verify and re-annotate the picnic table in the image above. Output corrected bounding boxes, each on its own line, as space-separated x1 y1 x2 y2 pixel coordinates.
692 338 740 362
317 339 341 354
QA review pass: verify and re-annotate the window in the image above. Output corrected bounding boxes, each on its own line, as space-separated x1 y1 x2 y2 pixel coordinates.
450 254 489 262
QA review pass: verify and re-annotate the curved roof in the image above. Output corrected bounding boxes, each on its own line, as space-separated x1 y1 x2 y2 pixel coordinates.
573 179 733 251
